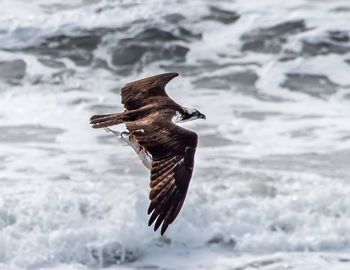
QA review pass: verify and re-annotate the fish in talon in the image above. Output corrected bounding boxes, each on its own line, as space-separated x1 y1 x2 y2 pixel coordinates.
104 127 152 170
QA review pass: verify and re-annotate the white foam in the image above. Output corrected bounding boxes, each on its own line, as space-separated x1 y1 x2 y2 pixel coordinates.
1 0 350 269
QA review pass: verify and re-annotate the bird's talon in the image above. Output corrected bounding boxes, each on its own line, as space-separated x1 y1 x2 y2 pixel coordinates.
121 131 130 139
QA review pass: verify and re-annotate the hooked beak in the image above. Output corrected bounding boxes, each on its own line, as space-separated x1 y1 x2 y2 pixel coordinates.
199 113 206 120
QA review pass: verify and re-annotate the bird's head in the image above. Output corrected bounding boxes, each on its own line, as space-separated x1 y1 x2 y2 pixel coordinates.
177 108 206 123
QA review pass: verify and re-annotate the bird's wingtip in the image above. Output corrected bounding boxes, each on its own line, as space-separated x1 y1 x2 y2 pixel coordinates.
164 72 179 79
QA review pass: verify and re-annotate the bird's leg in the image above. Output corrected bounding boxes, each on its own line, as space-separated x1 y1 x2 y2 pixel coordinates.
130 129 145 137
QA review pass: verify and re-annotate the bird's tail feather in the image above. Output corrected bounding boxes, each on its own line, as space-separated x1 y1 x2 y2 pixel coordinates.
90 113 128 128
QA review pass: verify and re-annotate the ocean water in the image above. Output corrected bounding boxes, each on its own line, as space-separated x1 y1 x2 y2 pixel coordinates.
1 0 350 269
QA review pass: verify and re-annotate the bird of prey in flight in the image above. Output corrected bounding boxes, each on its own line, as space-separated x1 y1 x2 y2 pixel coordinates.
90 73 206 235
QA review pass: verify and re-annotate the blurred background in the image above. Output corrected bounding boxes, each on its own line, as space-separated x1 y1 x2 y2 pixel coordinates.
1 0 350 269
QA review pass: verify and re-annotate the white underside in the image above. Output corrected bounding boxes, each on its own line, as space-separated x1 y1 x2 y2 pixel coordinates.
171 111 182 123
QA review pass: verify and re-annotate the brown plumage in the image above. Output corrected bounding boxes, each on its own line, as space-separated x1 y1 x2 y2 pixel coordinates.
90 73 202 235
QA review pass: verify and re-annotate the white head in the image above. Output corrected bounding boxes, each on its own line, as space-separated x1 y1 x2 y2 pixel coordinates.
174 107 206 123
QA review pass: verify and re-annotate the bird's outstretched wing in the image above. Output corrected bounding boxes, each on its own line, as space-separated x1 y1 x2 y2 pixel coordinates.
90 73 181 128
127 119 198 235
121 72 178 110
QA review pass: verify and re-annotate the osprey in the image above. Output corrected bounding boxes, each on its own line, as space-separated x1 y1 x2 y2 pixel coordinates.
90 73 205 235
